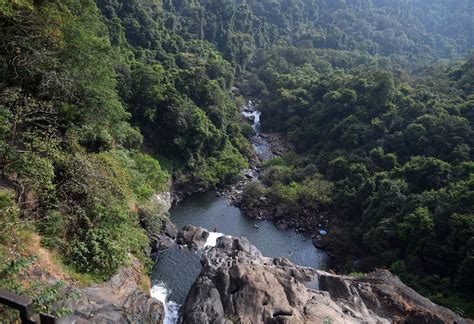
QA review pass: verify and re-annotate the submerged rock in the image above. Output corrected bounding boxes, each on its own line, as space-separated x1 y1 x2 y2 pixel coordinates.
312 235 327 249
182 236 467 324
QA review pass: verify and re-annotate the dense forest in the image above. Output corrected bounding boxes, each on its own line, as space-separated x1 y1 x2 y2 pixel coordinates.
0 0 472 319
0 0 251 316
243 54 473 314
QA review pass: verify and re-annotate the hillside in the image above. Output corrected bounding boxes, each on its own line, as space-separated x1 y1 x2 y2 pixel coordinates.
0 0 472 320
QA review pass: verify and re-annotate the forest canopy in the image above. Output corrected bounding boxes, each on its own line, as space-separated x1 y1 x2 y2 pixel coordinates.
0 0 472 319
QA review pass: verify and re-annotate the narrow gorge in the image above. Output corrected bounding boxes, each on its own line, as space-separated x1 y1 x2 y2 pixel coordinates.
149 101 327 323
1 0 472 322
144 102 470 323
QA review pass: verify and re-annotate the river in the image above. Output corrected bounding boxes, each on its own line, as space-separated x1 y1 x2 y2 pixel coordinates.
150 101 327 323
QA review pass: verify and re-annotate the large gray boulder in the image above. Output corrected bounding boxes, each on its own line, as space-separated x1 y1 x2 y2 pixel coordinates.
177 225 210 250
149 217 178 254
56 263 164 323
182 236 467 324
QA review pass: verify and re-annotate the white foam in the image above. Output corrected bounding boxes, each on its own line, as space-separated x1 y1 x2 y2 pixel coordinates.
204 232 224 248
165 301 181 323
242 110 261 124
151 231 227 323
151 282 180 324
150 282 168 304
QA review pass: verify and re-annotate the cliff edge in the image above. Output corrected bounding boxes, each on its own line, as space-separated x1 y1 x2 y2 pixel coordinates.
182 235 467 324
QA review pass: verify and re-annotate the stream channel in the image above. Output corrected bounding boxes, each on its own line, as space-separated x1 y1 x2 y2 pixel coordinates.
150 101 327 323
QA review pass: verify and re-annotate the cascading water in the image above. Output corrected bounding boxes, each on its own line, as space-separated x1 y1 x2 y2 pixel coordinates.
150 283 180 324
241 100 273 161
151 233 224 324
150 101 326 323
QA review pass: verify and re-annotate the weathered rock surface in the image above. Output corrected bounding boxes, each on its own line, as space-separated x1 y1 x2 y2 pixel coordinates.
260 133 293 157
177 225 210 250
138 191 178 255
56 264 164 323
182 236 467 324
155 191 172 211
149 217 178 254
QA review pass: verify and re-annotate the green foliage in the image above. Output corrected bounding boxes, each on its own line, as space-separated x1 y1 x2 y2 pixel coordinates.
49 152 161 276
162 0 472 73
0 255 34 322
0 256 36 293
244 154 333 222
1 0 472 317
69 228 122 275
94 1 251 189
0 0 32 16
0 0 174 279
455 256 474 294
248 52 473 315
349 272 365 279
0 191 19 244
241 181 268 206
30 281 79 317
0 254 78 319
193 141 248 187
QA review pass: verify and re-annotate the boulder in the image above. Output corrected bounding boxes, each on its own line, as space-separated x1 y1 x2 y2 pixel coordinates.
56 263 164 323
182 236 467 324
177 225 210 250
318 270 469 323
148 218 178 254
154 191 172 211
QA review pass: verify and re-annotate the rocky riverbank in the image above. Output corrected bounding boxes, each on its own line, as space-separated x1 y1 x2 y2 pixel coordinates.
55 260 165 324
49 191 175 323
182 234 468 323
237 192 376 273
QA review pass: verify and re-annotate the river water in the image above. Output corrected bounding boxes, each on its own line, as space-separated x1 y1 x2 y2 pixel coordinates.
150 101 327 323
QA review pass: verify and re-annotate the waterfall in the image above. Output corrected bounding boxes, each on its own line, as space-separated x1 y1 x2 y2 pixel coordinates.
151 283 180 324
151 231 226 323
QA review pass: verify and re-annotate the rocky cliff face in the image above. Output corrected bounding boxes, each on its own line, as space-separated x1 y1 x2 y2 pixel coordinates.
53 192 175 323
182 235 467 324
55 263 164 323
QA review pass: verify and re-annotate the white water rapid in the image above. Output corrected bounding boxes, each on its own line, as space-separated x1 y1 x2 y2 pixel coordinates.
151 231 226 323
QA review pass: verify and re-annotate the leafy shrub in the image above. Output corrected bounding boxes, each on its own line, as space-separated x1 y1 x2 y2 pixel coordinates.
241 123 256 138
0 191 19 245
241 181 267 206
0 255 78 320
67 204 148 277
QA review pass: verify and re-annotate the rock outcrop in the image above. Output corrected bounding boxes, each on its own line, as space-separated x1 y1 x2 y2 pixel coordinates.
149 217 178 254
182 235 467 324
55 192 174 322
139 191 177 255
155 192 172 211
177 225 210 250
56 264 164 323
